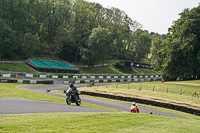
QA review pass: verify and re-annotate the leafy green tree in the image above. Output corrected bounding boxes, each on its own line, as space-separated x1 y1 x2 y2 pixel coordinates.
73 0 99 64
19 32 41 57
133 29 151 61
81 27 112 67
101 7 141 60
0 0 144 63
0 18 17 58
55 27 76 62
150 34 163 70
157 6 200 80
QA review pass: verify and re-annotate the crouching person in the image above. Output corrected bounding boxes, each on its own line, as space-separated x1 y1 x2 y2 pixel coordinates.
130 102 139 113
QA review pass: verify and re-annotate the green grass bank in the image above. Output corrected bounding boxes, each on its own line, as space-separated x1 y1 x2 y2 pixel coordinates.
79 81 200 110
0 113 200 133
0 62 157 75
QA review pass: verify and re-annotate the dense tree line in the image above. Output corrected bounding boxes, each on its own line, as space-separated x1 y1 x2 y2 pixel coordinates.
0 0 159 67
150 5 200 81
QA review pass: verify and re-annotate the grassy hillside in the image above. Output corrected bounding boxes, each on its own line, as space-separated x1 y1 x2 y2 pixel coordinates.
124 67 157 74
0 62 157 75
79 65 120 74
0 63 38 73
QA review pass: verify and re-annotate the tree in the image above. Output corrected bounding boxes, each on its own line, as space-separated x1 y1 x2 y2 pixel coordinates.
19 32 41 57
150 34 163 70
81 27 112 67
72 0 99 64
132 29 151 62
157 6 200 80
0 0 143 63
0 18 17 58
56 27 76 62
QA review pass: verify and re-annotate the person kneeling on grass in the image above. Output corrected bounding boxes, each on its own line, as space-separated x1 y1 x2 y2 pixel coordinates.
130 102 139 113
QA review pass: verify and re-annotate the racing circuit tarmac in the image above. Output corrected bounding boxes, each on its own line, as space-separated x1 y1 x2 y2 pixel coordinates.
0 98 111 114
0 82 190 119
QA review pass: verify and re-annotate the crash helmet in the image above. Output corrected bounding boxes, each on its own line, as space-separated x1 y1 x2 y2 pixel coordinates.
69 82 74 88
132 102 136 106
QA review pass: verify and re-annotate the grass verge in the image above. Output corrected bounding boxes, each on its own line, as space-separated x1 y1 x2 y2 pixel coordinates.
0 113 200 133
78 81 200 111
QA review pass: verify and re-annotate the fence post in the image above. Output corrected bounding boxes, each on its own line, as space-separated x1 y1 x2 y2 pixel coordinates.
166 87 168 93
116 84 118 88
128 84 130 89
153 86 154 91
180 89 182 95
192 91 199 98
139 84 142 90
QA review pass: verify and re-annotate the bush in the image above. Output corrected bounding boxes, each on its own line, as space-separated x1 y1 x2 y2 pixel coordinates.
113 61 125 69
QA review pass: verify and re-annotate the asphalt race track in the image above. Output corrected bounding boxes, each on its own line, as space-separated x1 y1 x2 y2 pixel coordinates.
0 84 190 119
0 98 111 114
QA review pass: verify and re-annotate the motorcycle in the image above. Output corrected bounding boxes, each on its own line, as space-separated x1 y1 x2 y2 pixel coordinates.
66 91 81 106
130 106 139 113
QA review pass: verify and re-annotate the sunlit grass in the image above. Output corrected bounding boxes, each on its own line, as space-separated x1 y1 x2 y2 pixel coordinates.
0 62 159 75
0 63 37 73
0 113 200 133
79 81 200 110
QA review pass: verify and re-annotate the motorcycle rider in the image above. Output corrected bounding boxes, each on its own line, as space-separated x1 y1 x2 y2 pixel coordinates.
66 82 79 97
130 102 139 113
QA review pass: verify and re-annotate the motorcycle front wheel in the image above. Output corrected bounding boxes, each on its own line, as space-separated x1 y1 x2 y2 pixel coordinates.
76 97 81 106
66 96 71 105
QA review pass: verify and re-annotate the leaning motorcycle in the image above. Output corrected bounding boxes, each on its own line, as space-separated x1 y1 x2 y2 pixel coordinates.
66 91 81 106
